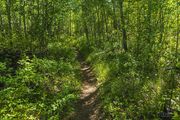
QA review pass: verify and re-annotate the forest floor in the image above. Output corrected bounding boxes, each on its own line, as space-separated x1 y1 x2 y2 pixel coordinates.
65 61 103 120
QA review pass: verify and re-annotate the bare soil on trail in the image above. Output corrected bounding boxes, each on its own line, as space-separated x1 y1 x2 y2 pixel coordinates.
65 61 103 120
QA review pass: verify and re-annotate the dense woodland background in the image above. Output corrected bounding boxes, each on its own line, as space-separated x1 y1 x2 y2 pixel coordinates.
0 0 179 119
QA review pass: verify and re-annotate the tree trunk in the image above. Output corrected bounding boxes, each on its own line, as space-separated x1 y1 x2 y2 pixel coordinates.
147 0 152 43
6 0 12 37
112 0 117 29
0 9 4 35
119 0 128 51
23 0 27 38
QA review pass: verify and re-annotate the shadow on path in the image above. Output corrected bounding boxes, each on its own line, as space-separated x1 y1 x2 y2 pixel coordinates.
65 61 103 120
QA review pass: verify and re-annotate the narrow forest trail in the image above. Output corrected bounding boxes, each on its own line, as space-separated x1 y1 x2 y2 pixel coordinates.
65 60 103 120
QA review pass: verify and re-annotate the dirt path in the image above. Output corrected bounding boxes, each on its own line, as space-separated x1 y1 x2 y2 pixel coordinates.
66 61 102 120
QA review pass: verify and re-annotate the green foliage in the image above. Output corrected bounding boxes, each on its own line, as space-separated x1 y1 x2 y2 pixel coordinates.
0 62 6 73
0 0 179 119
48 42 76 61
0 55 81 119
87 44 179 119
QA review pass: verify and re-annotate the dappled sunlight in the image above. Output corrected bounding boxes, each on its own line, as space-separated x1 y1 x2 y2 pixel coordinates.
93 62 110 84
0 0 179 119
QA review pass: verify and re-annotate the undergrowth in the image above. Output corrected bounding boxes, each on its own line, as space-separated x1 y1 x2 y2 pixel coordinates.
0 37 82 120
86 48 180 120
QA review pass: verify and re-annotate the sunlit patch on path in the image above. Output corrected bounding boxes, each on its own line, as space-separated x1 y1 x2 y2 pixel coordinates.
65 61 103 120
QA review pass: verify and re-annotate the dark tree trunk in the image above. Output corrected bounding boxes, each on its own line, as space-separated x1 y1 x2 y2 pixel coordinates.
119 0 128 51
6 0 12 37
